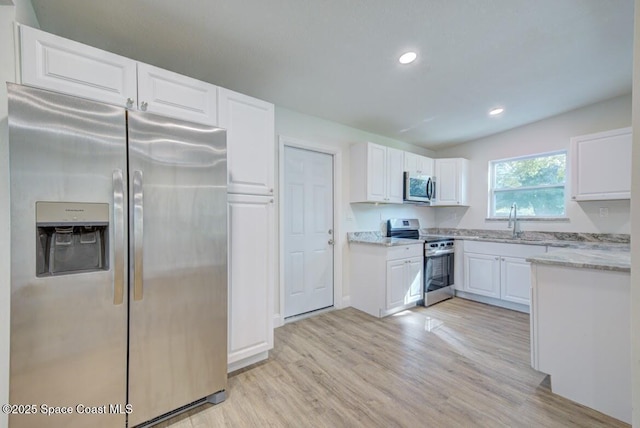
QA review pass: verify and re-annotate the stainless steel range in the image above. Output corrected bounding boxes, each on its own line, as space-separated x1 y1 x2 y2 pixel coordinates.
386 219 455 307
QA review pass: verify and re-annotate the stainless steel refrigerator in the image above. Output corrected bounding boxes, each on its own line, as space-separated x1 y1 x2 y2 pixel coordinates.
8 83 228 428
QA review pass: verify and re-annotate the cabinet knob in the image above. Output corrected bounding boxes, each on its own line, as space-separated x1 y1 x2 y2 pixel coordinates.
269 199 274 204
328 239 334 245
495 257 499 260
140 101 148 111
126 97 134 108
270 188 274 194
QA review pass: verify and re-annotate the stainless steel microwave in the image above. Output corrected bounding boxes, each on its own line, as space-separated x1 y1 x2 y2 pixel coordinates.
404 171 435 203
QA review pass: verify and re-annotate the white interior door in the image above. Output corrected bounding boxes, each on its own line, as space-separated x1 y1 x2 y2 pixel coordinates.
284 146 334 318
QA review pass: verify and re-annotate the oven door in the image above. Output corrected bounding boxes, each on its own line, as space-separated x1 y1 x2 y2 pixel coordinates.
425 251 454 293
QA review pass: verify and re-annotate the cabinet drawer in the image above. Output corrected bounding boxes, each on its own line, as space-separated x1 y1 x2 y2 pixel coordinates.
386 244 423 260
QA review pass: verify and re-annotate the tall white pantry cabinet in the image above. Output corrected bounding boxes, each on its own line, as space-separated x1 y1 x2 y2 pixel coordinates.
219 88 276 372
17 24 276 372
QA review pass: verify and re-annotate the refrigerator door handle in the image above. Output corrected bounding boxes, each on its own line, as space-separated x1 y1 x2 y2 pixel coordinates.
133 170 144 301
113 170 125 305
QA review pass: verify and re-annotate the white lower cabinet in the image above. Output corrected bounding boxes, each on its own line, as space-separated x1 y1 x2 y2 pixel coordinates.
386 257 423 309
500 256 533 305
350 243 423 318
227 194 275 371
463 253 500 298
461 241 547 311
531 264 631 423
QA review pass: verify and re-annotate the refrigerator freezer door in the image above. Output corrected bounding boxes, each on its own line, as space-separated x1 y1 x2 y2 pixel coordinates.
8 84 128 428
127 111 228 426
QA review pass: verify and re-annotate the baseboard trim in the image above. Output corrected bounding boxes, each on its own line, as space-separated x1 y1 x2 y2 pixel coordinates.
455 291 529 313
273 313 284 328
227 351 269 374
340 295 350 309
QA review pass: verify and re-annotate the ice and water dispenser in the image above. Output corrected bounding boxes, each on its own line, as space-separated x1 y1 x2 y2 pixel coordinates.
36 202 109 276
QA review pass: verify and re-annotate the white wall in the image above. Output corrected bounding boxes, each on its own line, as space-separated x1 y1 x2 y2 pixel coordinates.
1 3 37 428
630 0 639 425
275 107 436 310
434 94 633 234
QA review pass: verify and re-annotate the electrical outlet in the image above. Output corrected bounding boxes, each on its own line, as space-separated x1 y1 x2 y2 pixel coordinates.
599 207 609 218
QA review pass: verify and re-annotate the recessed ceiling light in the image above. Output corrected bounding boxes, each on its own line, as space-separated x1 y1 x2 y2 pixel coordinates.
489 107 504 116
399 52 417 64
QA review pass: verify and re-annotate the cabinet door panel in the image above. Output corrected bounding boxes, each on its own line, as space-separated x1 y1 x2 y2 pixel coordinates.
404 152 418 173
464 253 500 298
435 159 458 204
386 260 406 309
500 257 531 304
367 143 387 201
219 88 275 195
227 195 274 364
417 156 434 176
407 257 424 303
386 147 405 203
137 63 218 125
20 25 137 108
571 128 631 200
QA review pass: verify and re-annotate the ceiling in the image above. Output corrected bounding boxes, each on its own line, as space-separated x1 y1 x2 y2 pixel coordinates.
28 0 634 149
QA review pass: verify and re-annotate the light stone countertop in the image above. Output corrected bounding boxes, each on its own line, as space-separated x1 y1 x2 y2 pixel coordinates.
526 249 630 272
347 230 630 270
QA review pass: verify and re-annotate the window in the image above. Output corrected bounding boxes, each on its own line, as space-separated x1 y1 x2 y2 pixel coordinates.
489 151 566 218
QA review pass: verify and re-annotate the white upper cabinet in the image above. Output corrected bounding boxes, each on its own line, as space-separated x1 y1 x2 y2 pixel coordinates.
20 25 218 126
570 127 632 201
404 152 434 176
218 88 275 196
386 147 405 203
432 158 469 206
20 25 137 108
350 142 404 203
137 63 217 125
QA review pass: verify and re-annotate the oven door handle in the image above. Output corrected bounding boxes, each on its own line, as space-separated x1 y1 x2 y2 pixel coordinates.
425 249 455 256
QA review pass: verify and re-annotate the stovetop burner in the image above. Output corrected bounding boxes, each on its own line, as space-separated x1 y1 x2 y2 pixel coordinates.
386 218 420 239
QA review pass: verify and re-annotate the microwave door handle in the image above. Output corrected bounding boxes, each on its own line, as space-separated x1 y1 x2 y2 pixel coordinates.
426 177 432 199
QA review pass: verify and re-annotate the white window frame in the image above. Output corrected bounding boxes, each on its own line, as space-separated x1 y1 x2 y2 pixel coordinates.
488 150 567 219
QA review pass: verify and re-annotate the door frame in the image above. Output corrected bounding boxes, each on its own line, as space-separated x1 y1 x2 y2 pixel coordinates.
277 136 343 327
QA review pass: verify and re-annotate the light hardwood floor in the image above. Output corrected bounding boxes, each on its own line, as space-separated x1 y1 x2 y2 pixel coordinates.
160 298 629 427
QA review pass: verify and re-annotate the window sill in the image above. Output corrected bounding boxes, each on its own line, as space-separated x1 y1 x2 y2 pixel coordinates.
485 217 569 222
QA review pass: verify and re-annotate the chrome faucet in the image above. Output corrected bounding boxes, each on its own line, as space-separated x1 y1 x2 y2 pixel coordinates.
507 202 522 238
